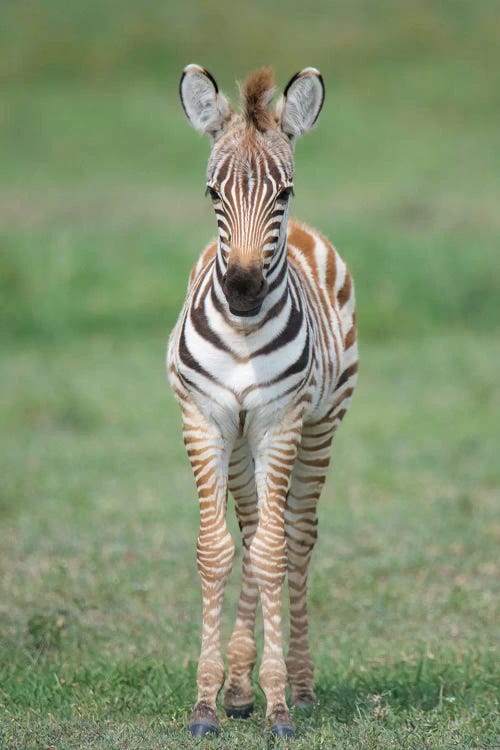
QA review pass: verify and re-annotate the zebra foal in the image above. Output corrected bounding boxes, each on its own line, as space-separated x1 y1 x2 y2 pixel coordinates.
167 65 358 738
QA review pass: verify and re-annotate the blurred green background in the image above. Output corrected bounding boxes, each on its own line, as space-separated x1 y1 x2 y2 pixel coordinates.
1 0 499 341
1 2 499 749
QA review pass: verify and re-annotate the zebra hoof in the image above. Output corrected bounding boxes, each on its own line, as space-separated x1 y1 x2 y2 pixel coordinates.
189 701 219 737
225 702 254 719
271 724 296 739
189 721 219 737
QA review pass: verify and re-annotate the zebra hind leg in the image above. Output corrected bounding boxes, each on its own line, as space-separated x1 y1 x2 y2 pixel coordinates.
224 440 259 719
285 422 334 708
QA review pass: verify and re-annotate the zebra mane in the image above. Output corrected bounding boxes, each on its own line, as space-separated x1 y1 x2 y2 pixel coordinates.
240 68 276 132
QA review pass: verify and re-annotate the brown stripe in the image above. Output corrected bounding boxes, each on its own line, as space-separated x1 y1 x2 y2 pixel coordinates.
336 362 358 390
344 323 356 349
337 270 352 307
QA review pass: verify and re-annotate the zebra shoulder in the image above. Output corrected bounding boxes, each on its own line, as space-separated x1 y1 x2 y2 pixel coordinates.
287 219 356 340
287 218 340 294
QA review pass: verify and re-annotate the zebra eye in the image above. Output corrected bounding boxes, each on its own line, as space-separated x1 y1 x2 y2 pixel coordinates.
277 186 294 202
205 186 221 202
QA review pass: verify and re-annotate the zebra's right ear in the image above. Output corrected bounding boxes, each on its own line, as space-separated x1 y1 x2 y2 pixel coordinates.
179 65 231 139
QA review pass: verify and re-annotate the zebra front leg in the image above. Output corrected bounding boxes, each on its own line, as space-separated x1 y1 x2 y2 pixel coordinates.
250 421 302 738
224 440 259 718
181 402 236 737
285 422 334 708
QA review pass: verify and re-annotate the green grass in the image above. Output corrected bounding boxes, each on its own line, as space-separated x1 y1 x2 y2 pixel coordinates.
1 1 499 748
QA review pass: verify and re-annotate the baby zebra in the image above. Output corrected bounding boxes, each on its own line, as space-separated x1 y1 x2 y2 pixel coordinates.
167 65 358 738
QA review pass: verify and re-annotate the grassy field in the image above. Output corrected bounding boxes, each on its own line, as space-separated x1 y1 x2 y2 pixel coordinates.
1 2 499 748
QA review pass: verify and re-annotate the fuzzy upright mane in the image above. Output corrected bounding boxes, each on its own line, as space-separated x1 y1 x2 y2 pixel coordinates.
240 68 276 132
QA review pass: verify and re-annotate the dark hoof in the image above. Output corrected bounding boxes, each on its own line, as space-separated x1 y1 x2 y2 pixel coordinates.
225 702 254 719
189 721 219 738
271 724 296 739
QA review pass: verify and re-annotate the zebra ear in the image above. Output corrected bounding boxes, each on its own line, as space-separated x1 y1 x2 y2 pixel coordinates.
179 64 231 139
277 68 325 139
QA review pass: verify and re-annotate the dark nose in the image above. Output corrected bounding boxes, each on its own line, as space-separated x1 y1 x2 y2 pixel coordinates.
222 262 268 316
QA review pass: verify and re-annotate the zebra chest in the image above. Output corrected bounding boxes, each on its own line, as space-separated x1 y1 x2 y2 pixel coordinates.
176 333 309 419
181 349 287 401
172 303 314 430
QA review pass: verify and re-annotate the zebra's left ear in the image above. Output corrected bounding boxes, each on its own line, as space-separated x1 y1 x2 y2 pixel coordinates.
179 64 232 140
277 68 325 139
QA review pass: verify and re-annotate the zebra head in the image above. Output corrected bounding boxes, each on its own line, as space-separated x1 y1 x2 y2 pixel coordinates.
180 65 325 316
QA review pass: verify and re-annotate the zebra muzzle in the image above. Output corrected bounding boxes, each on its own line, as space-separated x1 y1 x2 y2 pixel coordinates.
222 263 269 316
